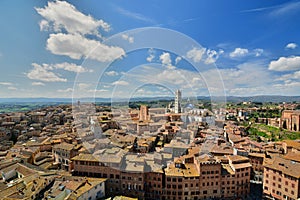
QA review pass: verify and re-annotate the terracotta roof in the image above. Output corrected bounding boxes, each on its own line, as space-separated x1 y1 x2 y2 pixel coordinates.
248 153 265 158
282 152 300 163
283 140 300 150
228 155 250 163
53 142 74 151
71 153 98 162
264 155 300 178
165 162 199 177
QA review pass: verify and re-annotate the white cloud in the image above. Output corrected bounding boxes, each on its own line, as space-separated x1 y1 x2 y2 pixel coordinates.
269 56 300 71
112 80 129 86
147 54 155 62
285 43 297 49
89 89 109 93
57 88 73 93
121 34 134 43
229 48 249 58
47 33 125 62
105 71 119 76
254 48 264 57
39 19 50 31
54 62 92 73
175 56 182 65
0 82 13 86
36 1 110 37
277 71 300 81
205 49 224 64
78 83 91 90
26 63 67 82
146 48 155 62
159 52 175 69
32 82 45 86
186 47 206 63
8 87 17 91
159 52 172 66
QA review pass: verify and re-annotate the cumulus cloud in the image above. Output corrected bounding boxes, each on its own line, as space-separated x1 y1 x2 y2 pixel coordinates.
159 52 172 66
112 80 129 86
46 33 125 62
36 0 110 36
32 82 45 86
175 56 182 65
269 56 300 71
285 43 297 49
105 71 119 76
39 19 50 31
26 63 67 82
121 34 134 43
204 49 224 64
229 48 249 58
186 47 206 63
146 48 155 62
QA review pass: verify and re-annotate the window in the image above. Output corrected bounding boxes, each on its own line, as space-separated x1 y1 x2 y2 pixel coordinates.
203 190 207 194
213 190 217 193
264 186 268 190
292 183 295 188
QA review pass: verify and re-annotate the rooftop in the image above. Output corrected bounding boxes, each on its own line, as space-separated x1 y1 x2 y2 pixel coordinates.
264 155 300 178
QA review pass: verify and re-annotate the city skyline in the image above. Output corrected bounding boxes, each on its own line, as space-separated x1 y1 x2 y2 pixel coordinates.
1 0 300 98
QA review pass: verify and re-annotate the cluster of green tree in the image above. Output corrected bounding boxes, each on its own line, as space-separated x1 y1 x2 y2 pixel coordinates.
247 124 300 142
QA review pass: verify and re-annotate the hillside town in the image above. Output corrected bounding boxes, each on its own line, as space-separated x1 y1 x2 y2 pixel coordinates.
0 91 299 200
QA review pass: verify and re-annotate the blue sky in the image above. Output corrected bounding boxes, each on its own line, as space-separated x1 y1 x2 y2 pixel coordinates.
0 0 300 98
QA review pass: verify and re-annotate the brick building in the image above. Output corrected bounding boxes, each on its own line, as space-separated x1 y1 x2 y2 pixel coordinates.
281 110 300 131
72 152 252 200
263 155 300 200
